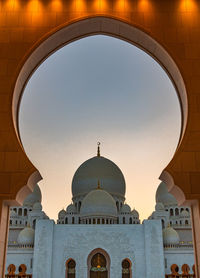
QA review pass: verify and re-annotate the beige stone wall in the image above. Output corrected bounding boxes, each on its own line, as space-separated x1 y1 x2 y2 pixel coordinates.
1 0 200 276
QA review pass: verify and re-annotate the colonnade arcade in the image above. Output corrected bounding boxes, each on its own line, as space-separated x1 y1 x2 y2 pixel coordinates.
1 1 200 277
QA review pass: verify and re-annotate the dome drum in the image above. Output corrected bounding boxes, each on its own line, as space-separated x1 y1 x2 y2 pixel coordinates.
80 216 117 224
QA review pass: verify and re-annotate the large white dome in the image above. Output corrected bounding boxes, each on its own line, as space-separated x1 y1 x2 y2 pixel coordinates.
72 156 126 198
80 189 118 217
156 182 177 207
23 184 42 207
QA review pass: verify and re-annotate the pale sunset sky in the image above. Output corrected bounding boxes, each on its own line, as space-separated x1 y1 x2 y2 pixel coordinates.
19 35 181 221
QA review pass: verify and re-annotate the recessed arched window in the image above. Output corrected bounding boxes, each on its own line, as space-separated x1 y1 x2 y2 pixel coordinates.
122 259 131 278
116 201 119 211
66 259 76 278
78 201 81 212
123 217 125 224
90 253 108 278
33 219 36 229
24 208 27 216
129 218 132 224
7 264 16 275
10 220 12 225
181 264 190 276
18 264 27 275
175 208 179 216
72 217 74 224
185 220 189 225
65 217 68 224
161 219 165 229
170 208 173 216
18 208 22 216
171 264 179 276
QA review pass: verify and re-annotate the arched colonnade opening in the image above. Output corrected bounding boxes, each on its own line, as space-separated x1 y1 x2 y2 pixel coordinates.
5 264 32 278
87 248 110 278
14 16 188 217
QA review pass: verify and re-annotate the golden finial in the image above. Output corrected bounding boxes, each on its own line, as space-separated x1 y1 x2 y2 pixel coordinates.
97 180 101 189
97 142 101 157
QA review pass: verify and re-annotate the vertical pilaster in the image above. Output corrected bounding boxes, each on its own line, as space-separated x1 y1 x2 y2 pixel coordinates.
0 201 9 278
191 200 200 278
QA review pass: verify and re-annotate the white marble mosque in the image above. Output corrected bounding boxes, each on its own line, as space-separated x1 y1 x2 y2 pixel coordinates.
5 146 195 278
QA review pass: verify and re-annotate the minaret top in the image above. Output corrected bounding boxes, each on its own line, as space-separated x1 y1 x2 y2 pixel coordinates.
97 142 101 157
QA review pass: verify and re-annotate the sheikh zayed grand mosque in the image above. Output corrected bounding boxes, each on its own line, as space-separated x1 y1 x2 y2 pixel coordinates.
5 146 195 278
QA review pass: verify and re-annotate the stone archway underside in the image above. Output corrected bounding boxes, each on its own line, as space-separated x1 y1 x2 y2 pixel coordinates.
1 1 200 277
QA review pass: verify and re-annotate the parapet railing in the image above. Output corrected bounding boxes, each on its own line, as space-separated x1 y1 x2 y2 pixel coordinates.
165 275 195 278
5 275 32 278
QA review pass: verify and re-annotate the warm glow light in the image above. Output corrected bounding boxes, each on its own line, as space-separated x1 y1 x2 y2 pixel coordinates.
76 0 86 12
5 0 20 11
50 0 63 12
93 0 108 12
179 0 197 12
26 0 44 25
114 0 130 14
179 0 198 23
138 0 152 12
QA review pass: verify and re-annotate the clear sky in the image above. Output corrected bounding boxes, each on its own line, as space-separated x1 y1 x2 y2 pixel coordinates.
19 35 181 221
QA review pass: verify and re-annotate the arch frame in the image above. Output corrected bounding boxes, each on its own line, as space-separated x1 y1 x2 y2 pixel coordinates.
12 16 187 154
65 258 76 278
87 248 111 278
122 258 132 278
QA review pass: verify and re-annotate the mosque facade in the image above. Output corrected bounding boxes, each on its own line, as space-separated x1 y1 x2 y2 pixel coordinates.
5 149 195 278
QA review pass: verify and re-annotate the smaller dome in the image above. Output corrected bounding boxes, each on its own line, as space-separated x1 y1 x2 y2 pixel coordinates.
10 210 17 217
58 209 66 219
17 227 35 245
155 202 165 211
156 182 177 206
121 204 131 214
131 209 139 218
32 202 42 211
163 226 180 245
66 204 76 214
80 189 117 217
180 209 190 218
23 184 42 207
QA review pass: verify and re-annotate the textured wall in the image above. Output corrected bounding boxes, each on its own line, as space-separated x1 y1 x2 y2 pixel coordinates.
6 249 33 275
33 219 164 278
164 249 194 275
